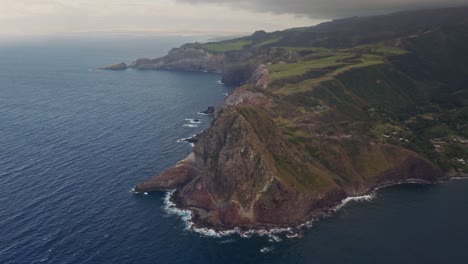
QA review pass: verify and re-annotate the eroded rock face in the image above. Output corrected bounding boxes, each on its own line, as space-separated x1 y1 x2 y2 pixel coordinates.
190 107 281 226
224 88 270 108
375 155 444 185
250 64 270 89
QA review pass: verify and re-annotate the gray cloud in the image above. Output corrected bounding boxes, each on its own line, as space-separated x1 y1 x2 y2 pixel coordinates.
176 0 468 19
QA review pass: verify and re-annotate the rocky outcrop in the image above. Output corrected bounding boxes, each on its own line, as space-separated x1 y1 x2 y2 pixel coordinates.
250 64 270 88
199 106 215 115
96 62 127 70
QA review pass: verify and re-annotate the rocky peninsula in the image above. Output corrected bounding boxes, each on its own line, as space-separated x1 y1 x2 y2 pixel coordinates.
134 7 468 230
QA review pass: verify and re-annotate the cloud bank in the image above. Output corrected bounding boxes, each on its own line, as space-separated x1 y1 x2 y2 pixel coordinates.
177 0 468 18
0 0 320 39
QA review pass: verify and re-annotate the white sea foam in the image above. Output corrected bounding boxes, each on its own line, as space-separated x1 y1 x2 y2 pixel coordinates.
182 124 199 128
163 190 194 230
451 177 468 181
297 219 315 229
268 235 282 243
374 179 435 191
130 188 141 194
161 190 376 240
334 194 375 211
159 180 456 240
162 190 295 239
176 135 196 143
177 135 197 148
197 112 213 116
286 233 301 239
260 246 274 253
217 80 225 85
219 239 236 244
185 119 202 124
160 189 377 240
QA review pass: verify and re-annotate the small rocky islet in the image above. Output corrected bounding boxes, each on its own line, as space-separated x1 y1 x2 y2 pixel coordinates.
96 62 127 71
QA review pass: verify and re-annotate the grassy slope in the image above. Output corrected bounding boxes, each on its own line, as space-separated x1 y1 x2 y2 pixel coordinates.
200 39 252 52
255 29 466 185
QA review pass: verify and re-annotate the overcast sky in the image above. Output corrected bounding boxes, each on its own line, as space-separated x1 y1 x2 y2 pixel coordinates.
1 0 467 40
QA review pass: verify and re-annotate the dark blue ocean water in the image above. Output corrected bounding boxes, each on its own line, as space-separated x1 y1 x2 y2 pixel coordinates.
1 38 468 264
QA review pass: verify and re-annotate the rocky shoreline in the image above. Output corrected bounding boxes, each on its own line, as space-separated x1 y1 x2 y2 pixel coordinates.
146 175 467 237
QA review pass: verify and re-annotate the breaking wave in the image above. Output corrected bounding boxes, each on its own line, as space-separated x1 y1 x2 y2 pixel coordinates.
161 190 379 240
182 124 199 128
162 190 299 240
260 246 274 253
334 194 375 211
185 119 202 124
197 112 213 116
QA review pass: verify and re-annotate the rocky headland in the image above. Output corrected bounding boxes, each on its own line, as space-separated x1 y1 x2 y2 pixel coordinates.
134 7 468 230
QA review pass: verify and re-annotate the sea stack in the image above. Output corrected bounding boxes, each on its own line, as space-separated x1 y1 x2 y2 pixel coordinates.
199 106 215 115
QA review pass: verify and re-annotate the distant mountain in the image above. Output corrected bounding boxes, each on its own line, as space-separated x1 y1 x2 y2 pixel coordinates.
134 6 468 230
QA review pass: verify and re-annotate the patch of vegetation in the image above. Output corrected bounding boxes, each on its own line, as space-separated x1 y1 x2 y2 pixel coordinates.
252 37 282 48
200 39 252 52
268 52 355 80
269 53 388 96
281 47 330 53
274 156 337 193
348 43 408 56
368 123 403 140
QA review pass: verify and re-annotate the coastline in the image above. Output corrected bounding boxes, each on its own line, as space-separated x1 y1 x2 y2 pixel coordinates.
156 175 468 238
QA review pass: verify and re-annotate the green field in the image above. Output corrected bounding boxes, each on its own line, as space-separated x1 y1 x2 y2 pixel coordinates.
199 39 252 52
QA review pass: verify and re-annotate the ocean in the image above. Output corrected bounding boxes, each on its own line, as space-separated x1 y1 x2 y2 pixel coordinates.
1 37 467 264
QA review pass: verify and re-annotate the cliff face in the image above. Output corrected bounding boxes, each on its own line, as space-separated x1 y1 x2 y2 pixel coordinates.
135 7 468 229
130 44 299 86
